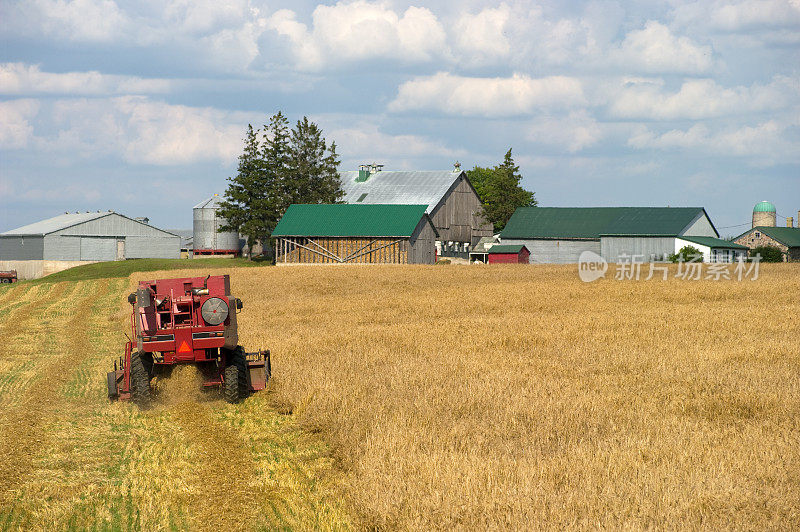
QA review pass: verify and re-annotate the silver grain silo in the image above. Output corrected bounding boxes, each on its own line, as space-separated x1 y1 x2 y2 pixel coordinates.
192 194 240 255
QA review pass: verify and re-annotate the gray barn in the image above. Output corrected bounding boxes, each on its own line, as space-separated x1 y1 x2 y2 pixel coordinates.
501 207 727 263
340 166 493 257
0 211 180 261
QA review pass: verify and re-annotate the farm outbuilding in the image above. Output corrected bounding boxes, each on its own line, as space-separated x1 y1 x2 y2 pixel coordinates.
500 207 728 263
340 165 493 258
193 194 241 256
272 204 438 264
0 211 180 261
487 244 529 264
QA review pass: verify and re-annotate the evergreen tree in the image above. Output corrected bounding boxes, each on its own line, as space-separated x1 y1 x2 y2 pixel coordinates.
218 112 343 258
217 124 271 255
466 148 536 232
289 117 343 204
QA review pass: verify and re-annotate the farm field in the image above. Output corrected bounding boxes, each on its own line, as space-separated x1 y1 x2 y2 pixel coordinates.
1 263 799 529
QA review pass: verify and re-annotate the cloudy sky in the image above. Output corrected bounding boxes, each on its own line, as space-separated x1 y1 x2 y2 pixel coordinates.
1 0 798 234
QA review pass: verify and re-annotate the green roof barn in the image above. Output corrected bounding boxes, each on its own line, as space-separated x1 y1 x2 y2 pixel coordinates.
272 204 438 264
499 207 742 263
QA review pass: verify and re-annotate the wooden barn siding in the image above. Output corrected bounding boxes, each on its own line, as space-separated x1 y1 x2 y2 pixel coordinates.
276 237 410 264
430 176 493 246
409 219 437 264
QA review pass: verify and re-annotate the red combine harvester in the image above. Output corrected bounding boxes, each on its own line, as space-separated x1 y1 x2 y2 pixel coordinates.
0 270 17 283
107 274 270 406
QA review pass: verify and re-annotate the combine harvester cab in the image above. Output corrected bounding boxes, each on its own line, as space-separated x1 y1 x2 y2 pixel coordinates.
107 274 270 406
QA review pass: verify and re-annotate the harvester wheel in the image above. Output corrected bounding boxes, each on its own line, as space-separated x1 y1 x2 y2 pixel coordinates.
130 350 152 407
223 348 248 404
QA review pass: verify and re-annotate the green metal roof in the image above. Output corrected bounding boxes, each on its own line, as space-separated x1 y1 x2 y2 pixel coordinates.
271 204 431 237
488 244 527 254
678 236 748 250
501 207 710 239
745 226 800 247
753 201 776 213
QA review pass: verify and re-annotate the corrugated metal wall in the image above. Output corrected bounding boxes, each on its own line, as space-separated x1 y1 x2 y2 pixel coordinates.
44 213 179 260
409 219 437 264
501 239 599 263
601 237 675 262
430 177 493 246
125 236 181 259
0 236 45 260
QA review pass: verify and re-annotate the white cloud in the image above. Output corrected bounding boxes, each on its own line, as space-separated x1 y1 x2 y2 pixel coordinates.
452 4 511 65
628 117 799 162
330 123 464 161
608 75 799 119
24 0 131 42
612 21 713 74
267 1 447 70
526 110 603 153
673 0 800 32
23 96 253 165
0 63 171 96
389 72 586 116
0 99 40 149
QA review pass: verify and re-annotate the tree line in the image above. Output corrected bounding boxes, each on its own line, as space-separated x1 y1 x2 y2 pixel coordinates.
219 113 536 256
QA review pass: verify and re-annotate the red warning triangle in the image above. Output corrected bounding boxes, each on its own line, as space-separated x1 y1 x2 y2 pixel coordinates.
178 340 191 353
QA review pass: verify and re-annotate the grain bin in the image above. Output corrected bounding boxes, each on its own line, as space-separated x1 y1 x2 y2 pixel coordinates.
193 194 240 256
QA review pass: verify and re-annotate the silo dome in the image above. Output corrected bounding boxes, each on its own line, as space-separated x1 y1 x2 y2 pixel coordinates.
193 194 241 255
752 200 777 228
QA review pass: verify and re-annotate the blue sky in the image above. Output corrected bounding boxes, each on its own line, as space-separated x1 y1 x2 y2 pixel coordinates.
1 0 798 235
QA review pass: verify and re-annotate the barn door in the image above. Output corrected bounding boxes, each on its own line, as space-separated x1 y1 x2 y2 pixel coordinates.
116 239 126 260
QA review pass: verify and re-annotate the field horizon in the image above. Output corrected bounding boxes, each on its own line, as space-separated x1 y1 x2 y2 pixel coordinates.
1 262 798 529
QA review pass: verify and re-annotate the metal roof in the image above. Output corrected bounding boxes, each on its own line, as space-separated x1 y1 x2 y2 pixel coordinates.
272 204 432 237
193 194 224 209
471 236 498 254
488 244 527 254
340 170 462 214
501 207 708 239
753 201 776 213
2 211 112 235
740 226 800 247
678 236 748 250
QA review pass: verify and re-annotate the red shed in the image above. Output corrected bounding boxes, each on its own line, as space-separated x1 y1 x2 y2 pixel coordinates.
487 244 530 264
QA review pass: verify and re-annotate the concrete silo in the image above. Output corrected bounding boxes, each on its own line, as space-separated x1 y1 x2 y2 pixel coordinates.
193 194 241 256
752 201 776 228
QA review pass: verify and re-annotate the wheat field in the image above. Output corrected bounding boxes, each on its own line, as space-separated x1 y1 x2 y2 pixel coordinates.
0 264 798 530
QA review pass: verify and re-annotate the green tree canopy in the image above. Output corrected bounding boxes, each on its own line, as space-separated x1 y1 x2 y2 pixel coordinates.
466 149 536 232
217 112 342 256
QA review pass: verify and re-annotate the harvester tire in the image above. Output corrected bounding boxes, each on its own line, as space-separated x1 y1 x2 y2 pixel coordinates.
130 350 152 407
224 348 248 404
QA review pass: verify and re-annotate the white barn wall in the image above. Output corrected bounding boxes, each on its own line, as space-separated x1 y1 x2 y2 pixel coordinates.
680 213 718 237
601 237 675 262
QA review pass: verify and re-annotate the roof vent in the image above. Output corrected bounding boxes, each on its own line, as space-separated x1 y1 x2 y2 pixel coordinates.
357 163 384 182
134 217 150 224
454 161 461 171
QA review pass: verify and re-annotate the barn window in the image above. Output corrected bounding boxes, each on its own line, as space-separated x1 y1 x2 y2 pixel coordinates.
754 232 760 238
356 193 368 202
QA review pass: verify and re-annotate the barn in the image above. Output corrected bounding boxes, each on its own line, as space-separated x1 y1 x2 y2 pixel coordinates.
340 165 493 258
0 211 180 261
500 207 734 263
272 204 438 264
487 244 529 264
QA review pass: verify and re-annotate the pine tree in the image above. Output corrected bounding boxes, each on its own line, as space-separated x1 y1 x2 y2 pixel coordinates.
289 117 343 204
219 112 343 258
217 124 270 255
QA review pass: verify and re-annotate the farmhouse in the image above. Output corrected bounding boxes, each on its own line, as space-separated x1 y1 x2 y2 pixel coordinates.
272 204 438 264
733 226 800 262
500 207 740 263
0 211 180 261
340 165 493 257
